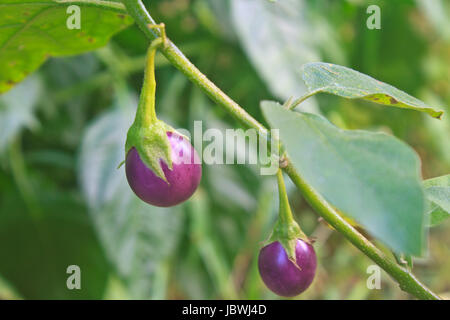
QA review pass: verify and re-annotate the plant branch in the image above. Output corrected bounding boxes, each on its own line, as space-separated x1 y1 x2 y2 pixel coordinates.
121 0 268 137
283 164 440 300
120 0 441 300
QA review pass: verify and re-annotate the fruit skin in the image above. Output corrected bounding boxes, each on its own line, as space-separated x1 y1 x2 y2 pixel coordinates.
258 239 317 297
125 131 201 207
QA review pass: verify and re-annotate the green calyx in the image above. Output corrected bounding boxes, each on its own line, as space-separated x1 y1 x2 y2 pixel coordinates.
268 169 309 265
122 31 174 182
125 119 173 182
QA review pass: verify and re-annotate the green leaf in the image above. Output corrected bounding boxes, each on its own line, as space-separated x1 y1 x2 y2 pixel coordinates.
0 0 132 93
301 62 444 119
262 101 426 255
78 99 182 299
423 175 450 226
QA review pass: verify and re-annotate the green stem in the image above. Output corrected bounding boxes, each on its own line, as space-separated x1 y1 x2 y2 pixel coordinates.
121 0 268 136
134 38 163 127
288 91 317 110
276 169 294 225
272 169 308 259
120 0 441 300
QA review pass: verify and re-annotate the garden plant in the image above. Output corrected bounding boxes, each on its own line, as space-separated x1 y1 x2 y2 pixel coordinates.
0 0 449 300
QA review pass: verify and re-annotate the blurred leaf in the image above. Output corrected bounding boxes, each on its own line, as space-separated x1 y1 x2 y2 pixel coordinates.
103 275 131 300
188 190 237 299
0 274 22 299
262 101 426 255
0 75 42 153
0 181 109 299
301 62 444 119
45 53 100 88
422 92 450 166
231 0 319 111
200 0 236 40
78 96 182 299
0 0 132 93
417 0 450 41
423 175 450 227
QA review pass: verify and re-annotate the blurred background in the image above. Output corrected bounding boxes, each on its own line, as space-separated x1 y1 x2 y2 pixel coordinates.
0 0 449 299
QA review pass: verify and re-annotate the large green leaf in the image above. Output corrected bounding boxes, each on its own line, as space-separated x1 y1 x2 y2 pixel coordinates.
78 98 182 299
423 175 450 226
0 0 132 93
301 62 444 119
262 101 426 255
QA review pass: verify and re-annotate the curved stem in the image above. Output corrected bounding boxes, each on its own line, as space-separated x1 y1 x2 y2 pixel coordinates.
120 0 441 300
288 91 317 110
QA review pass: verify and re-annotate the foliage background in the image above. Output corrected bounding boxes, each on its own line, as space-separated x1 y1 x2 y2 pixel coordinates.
0 0 449 299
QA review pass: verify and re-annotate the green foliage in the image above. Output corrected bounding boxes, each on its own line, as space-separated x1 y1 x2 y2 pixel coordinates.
0 0 448 299
0 0 132 93
0 172 109 299
262 101 426 255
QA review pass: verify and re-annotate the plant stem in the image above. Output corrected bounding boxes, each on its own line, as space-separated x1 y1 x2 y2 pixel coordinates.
288 92 317 110
273 169 308 254
134 39 162 127
121 0 268 136
120 0 441 300
276 169 295 225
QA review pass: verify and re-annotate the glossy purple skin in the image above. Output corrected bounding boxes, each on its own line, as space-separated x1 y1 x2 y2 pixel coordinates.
125 132 202 207
258 239 317 297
